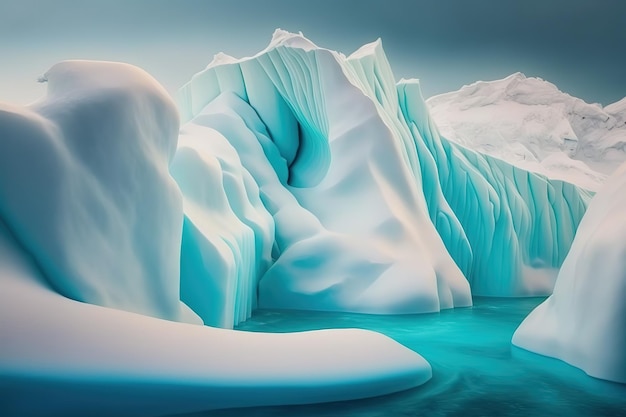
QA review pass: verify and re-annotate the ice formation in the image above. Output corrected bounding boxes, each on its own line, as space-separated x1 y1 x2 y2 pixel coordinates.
513 161 626 383
0 61 199 324
427 73 626 190
0 27 604 416
0 59 431 415
178 30 590 316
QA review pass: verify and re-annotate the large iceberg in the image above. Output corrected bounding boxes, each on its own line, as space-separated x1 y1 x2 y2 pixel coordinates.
427 73 626 190
178 30 590 321
0 59 431 415
513 161 626 383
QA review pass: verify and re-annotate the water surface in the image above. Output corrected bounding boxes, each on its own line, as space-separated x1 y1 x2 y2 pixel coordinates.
183 297 626 417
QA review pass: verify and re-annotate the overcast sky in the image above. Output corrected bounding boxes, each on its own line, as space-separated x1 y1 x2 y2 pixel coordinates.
1 0 624 106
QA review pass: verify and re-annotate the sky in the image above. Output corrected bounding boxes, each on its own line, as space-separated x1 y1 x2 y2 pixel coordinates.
1 0 624 106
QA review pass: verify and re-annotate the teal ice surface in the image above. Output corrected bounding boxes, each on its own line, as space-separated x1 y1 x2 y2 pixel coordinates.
189 298 626 417
176 30 591 330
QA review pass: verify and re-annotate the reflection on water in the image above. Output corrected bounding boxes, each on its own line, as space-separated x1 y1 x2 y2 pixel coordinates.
181 298 626 417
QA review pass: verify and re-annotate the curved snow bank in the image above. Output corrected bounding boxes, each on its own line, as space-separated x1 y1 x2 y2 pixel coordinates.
0 60 198 323
0 220 431 416
0 60 431 414
513 162 626 383
427 73 626 190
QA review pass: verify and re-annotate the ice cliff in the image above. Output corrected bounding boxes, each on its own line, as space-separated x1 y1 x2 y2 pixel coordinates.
178 30 590 325
428 73 626 190
513 161 626 383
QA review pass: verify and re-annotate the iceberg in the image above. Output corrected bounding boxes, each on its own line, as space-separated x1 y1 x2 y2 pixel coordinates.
513 161 626 383
0 59 431 415
178 30 590 315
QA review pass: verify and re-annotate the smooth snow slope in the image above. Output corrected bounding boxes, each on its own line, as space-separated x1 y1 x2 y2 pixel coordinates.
178 30 590 309
513 161 626 384
0 60 431 416
0 60 199 324
427 73 626 190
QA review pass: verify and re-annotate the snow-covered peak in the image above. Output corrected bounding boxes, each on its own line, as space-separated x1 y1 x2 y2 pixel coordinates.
606 97 626 124
428 72 566 110
427 73 626 190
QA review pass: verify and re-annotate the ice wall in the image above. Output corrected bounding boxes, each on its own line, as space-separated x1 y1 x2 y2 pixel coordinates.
513 162 626 383
397 80 590 295
178 31 473 315
172 123 275 328
178 30 590 309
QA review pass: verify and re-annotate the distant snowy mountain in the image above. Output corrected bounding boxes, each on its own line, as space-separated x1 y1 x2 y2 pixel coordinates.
427 73 626 190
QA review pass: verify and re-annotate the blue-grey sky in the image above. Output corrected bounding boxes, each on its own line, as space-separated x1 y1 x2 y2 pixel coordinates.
1 0 624 106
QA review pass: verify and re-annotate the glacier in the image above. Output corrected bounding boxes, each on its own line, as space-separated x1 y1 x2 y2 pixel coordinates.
178 30 590 322
513 161 626 383
427 73 626 190
0 28 606 416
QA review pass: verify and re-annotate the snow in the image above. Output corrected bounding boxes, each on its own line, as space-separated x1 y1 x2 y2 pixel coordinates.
0 28 611 417
427 72 626 191
179 33 473 314
0 58 431 415
512 161 626 384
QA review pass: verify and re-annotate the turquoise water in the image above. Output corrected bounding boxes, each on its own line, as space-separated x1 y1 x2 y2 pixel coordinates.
187 298 626 417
